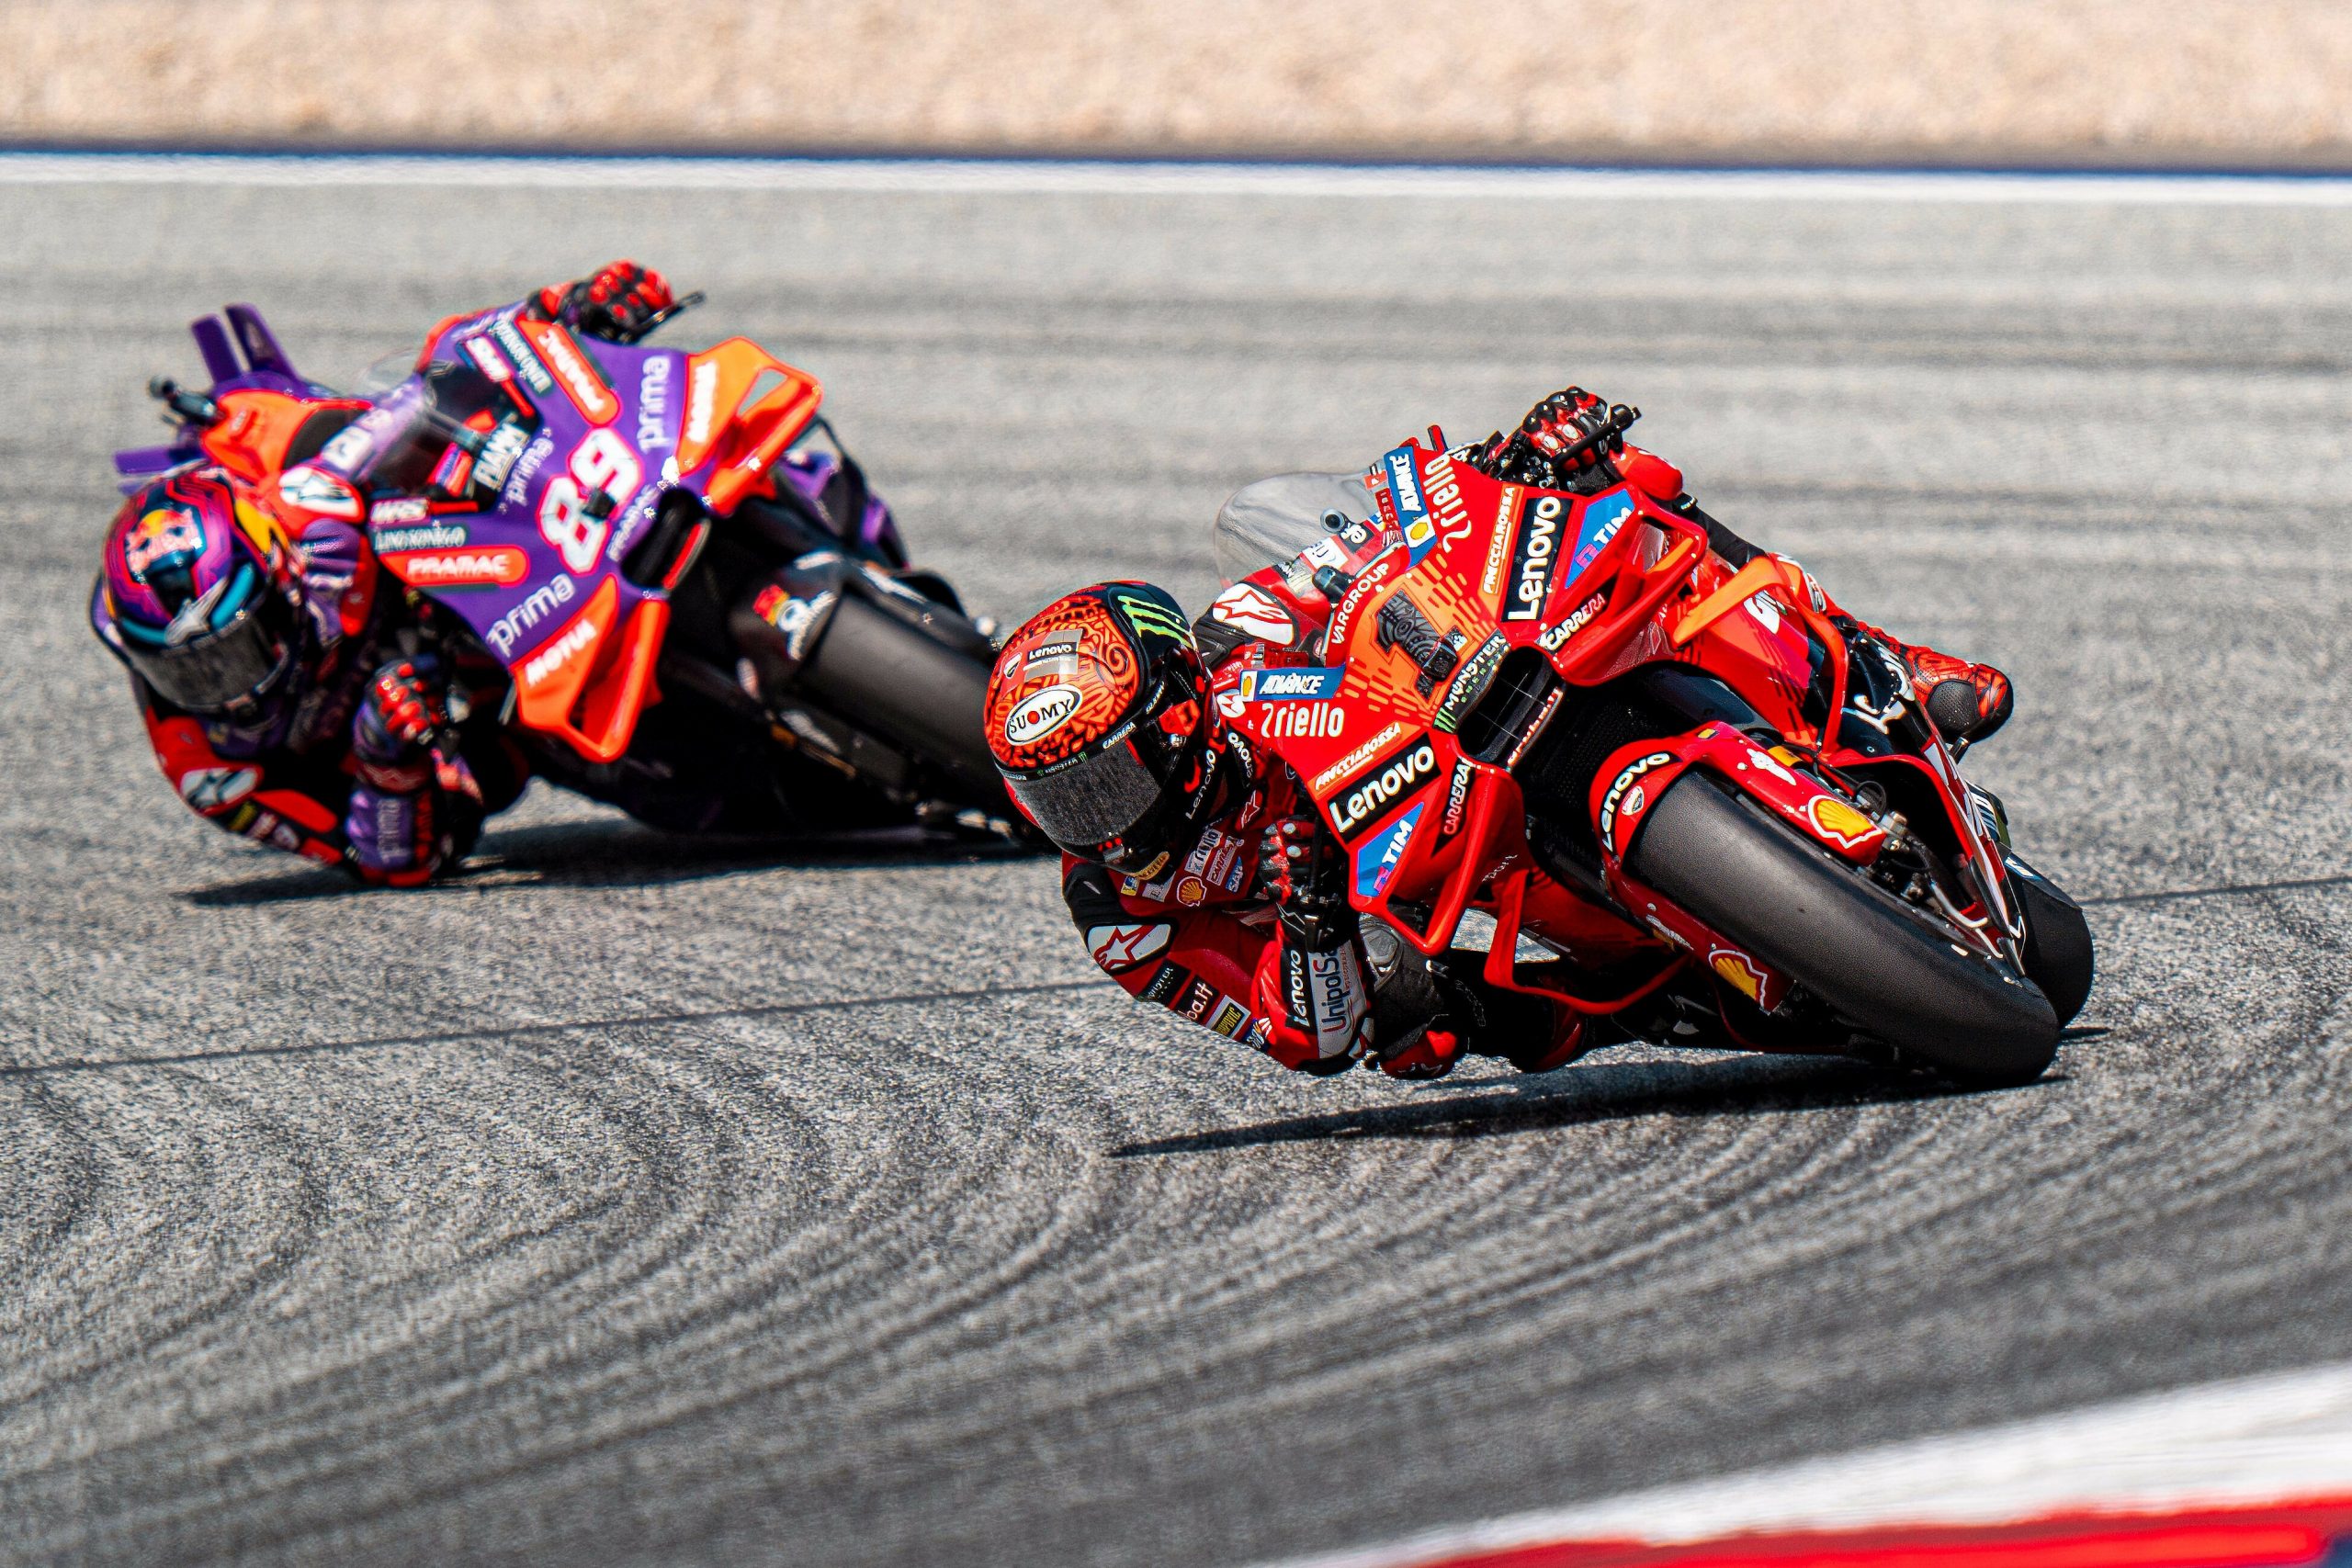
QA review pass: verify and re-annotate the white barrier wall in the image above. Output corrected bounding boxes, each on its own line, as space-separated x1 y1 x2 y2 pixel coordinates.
5 0 2349 164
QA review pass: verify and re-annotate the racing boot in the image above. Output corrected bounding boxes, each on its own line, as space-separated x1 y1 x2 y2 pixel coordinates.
1429 956 1588 1075
1861 626 2014 748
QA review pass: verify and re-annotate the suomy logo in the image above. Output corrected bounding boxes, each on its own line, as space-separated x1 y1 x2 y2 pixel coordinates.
1004 683 1082 746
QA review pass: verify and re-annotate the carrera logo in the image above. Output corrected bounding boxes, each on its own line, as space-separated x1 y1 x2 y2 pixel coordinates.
1505 492 1566 622
521 615 599 690
1439 758 1476 841
1004 683 1081 745
383 547 529 588
1600 750 1675 845
1310 720 1407 794
1329 737 1440 840
1538 592 1608 654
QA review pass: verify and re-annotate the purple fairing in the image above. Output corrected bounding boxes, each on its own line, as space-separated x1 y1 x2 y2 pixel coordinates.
777 448 907 565
114 305 341 491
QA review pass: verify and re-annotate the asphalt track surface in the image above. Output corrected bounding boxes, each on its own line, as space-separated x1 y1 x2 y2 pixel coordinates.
4 168 2352 1567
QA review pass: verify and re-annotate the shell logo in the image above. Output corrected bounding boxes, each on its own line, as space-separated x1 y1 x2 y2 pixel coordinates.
1711 948 1768 1001
1808 795 1883 850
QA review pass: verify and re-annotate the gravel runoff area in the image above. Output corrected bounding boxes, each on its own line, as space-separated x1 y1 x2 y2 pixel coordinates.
2 168 2352 1566
5 1 2352 166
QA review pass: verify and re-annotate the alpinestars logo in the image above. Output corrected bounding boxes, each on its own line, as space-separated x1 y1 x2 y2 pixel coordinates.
1087 922 1171 973
1505 492 1566 622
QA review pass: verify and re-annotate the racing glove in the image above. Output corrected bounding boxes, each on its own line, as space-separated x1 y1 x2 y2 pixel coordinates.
1472 387 1629 491
533 260 676 344
347 657 453 884
1250 815 1376 1072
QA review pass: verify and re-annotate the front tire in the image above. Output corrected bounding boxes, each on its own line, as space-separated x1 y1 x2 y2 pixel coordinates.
1624 771 2060 1086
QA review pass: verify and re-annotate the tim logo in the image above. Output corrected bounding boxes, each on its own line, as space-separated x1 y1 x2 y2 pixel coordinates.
1504 493 1565 622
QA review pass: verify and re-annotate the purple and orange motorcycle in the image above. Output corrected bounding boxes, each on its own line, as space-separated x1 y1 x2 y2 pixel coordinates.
119 293 1023 844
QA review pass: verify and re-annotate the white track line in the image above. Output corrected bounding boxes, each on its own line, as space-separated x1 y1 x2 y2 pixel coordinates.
1269 1359 2352 1568
5 152 2352 205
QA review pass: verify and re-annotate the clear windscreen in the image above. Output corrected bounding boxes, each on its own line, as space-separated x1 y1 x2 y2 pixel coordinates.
1212 469 1382 586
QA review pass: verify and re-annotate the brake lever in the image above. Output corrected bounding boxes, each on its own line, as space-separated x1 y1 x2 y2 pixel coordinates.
634 290 706 340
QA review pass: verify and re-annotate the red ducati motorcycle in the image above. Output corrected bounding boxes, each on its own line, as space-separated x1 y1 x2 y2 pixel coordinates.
1216 414 2093 1085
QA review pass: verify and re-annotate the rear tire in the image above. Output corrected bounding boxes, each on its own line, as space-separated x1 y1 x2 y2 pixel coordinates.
797 592 1011 811
1624 771 2059 1086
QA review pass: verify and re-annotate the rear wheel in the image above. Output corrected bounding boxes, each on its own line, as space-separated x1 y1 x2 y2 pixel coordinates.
1624 771 2059 1086
796 592 1012 813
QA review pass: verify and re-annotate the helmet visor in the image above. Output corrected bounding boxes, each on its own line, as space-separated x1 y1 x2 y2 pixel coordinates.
1004 728 1169 855
119 571 297 713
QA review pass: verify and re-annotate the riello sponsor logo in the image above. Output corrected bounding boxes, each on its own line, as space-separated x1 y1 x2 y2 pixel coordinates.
522 615 599 688
1420 451 1473 543
1330 739 1439 838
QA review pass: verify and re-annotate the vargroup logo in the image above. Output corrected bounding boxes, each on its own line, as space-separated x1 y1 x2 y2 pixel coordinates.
1505 492 1566 622
1004 683 1082 745
1329 736 1440 839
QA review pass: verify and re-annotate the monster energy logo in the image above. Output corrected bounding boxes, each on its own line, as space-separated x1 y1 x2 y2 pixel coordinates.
1112 591 1193 648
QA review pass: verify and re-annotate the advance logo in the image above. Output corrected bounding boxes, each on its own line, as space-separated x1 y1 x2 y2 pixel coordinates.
1239 666 1344 702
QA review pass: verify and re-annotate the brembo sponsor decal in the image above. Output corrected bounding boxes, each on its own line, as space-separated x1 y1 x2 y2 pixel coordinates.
1309 720 1407 795
1504 491 1566 622
1329 733 1441 840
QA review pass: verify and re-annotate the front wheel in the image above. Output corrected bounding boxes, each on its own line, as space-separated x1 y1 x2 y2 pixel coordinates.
1624 771 2060 1086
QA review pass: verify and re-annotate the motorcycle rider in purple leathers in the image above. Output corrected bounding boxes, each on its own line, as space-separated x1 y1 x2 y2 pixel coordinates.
93 262 903 886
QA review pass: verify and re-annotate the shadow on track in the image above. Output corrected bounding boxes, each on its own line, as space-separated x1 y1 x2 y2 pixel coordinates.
1113 1042 2090 1158
178 818 1045 907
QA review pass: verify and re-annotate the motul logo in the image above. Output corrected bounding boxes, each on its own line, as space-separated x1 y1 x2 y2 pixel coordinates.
522 617 598 688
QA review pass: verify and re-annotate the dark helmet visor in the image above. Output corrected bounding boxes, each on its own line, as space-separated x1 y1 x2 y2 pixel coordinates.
1004 726 1169 856
117 567 298 713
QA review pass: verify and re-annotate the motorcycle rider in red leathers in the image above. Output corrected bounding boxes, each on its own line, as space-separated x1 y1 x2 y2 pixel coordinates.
984 389 2015 1081
90 264 679 886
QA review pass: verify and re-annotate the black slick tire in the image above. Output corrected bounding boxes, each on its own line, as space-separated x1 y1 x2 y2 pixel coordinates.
1624 770 2059 1086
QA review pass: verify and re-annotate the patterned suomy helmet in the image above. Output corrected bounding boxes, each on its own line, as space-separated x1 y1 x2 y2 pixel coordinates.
96 469 302 717
984 582 1214 872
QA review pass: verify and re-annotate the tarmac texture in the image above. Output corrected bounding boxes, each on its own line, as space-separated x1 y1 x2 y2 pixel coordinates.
3 174 2351 1566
